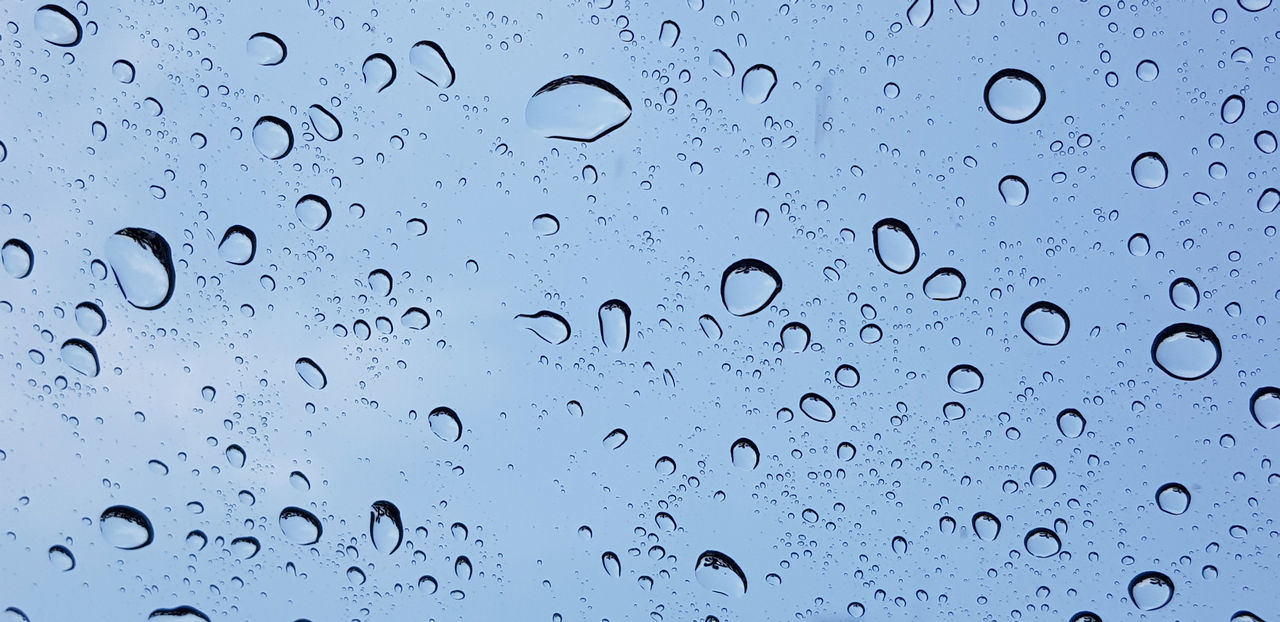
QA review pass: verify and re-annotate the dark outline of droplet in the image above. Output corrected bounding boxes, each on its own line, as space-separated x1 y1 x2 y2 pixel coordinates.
1131 152 1168 189
529 75 633 143
410 40 455 88
100 505 154 550
730 437 760 469
60 338 99 376
363 53 397 93
47 544 75 571
307 104 342 142
695 550 748 596
1069 612 1102 622
186 529 207 551
418 575 439 594
219 225 257 265
598 299 631 351
971 511 1001 541
741 64 778 104
295 357 327 389
247 32 287 66
401 307 430 330
279 506 323 545
720 258 783 316
871 218 920 274
1151 322 1222 381
295 194 332 231
109 228 175 310
252 116 293 160
923 267 965 300
601 551 621 576
659 20 680 46
983 68 1046 124
229 536 260 559
455 555 473 580
710 49 735 77
780 321 811 352
148 606 210 621
1155 482 1190 515
603 428 628 449
1250 386 1280 429
947 364 984 394
36 4 82 47
2 238 34 278
1021 301 1069 346
1128 571 1174 611
532 213 560 236
1023 527 1061 557
907 0 933 27
1221 94 1245 124
998 174 1029 205
834 364 860 388
370 500 404 554
514 310 571 344
428 406 462 442
799 392 836 423
1169 277 1199 310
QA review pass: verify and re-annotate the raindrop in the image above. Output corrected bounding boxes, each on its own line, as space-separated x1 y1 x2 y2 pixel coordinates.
515 310 571 344
907 0 933 27
532 214 560 236
1238 0 1272 9
112 59 136 83
2 239 34 279
252 116 293 160
923 268 965 300
720 259 783 316
455 556 472 580
972 512 1001 541
362 53 397 92
279 507 323 545
891 536 908 554
1170 278 1199 310
872 218 919 274
418 575 438 594
1128 571 1174 611
1021 301 1069 345
1221 95 1245 124
947 365 983 394
699 314 723 340
428 406 462 442
401 307 430 330
598 299 631 352
74 302 105 335
1135 59 1159 81
655 457 677 475
998 175 1028 206
526 76 632 142
224 444 245 468
347 566 366 585
834 364 860 388
943 402 966 421
1024 528 1062 557
602 428 628 449
780 322 810 353
1128 233 1150 256
47 545 75 571
3 609 28 622
106 228 175 310
710 49 735 77
368 269 392 296
1156 483 1190 515
148 607 210 622
741 64 777 104
1030 462 1056 487
1131 152 1168 189
370 500 404 554
658 20 680 46
307 105 342 141
730 438 759 469
295 194 332 231
100 505 153 549
695 550 747 596
295 357 327 389
289 471 311 491
601 552 621 576
1057 409 1086 438
837 442 857 460
1256 130 1278 154
217 225 256 265
409 41 455 88
1259 188 1279 213
1247 386 1280 429
246 32 287 65
34 4 82 47
799 392 835 422
1151 323 1222 381
185 530 207 551
984 69 1046 123
230 536 259 559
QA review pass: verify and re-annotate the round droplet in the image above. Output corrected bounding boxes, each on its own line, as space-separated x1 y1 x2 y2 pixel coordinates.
1030 462 1056 487
252 116 293 160
658 20 680 46
409 41 455 88
229 536 259 559
532 214 560 236
1070 612 1102 622
60 339 98 377
401 307 430 330
730 438 759 470
1021 301 1069 346
279 507 322 545
799 392 835 422
923 268 965 300
217 225 256 265
984 69 1046 123
720 259 782 316
1256 130 1278 154
1152 323 1222 381
34 4 82 47
418 575 438 593
1169 278 1199 311
998 175 1029 206
695 550 747 596
362 53 396 92
246 32 286 65
1024 528 1061 557
295 357 327 389
367 269 392 296
428 406 462 442
2 239 34 278
834 364 860 388
947 365 983 394
1128 571 1174 611
1057 409 1086 438
1155 483 1190 515
1221 95 1245 124
780 322 810 353
346 566 366 585
598 299 631 352
602 428 628 449
655 457 677 475
112 59 136 83
47 545 75 571
872 218 919 274
100 505 153 550
943 402 966 421
972 512 1001 541
294 194 332 231
515 310 571 344
106 228 175 310
370 500 404 554
1131 152 1168 189
1128 233 1151 256
74 301 106 335
1250 387 1280 429
526 76 632 142
307 105 342 141
148 606 210 622
741 64 777 104
1135 59 1159 81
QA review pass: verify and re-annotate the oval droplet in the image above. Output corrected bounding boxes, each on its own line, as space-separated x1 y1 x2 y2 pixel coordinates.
720 258 782 316
217 225 256 265
229 536 259 559
602 428 628 449
295 357 327 389
2 239 34 279
47 545 75 571
1128 571 1174 611
947 364 983 394
60 339 99 377
1024 528 1061 558
972 512 1001 541
1152 323 1222 381
1155 483 1190 515
526 75 632 142
1259 188 1279 214
984 69 1046 123
1221 94 1245 124
532 213 560 236
246 32 287 65
73 302 105 337
515 310 571 344
1021 301 1069 346
658 20 680 46
409 41 455 88
799 392 835 423
923 268 965 301
1136 59 1159 81
998 175 1029 206
112 59 136 83
872 218 920 274
100 505 153 550
1132 152 1168 189
34 4 82 47
455 555 472 580
907 0 933 26
224 444 246 468
834 364 860 388
295 194 332 231
1057 408 1086 438
780 322 810 353
1128 233 1150 257
428 406 462 442
418 575 438 593
279 506 322 545
1030 462 1056 488
730 438 759 469
741 64 777 104
362 53 397 92
1249 387 1280 429
401 307 430 330
370 500 404 554
252 116 293 160
598 299 631 352
695 550 747 596
1169 278 1199 311
307 104 342 141
710 49 735 77
106 228 175 310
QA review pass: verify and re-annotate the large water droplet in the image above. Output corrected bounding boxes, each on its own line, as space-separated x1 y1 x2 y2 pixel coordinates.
730 438 759 469
246 32 286 65
1249 387 1280 429
721 259 782 316
1128 571 1174 610
872 218 919 274
780 322 810 353
410 41 455 88
74 301 106 335
907 0 934 26
295 357 327 389
370 500 404 554
217 225 256 265
598 299 631 352
1057 408 1086 438
1132 152 1168 188
2 239 34 278
1238 0 1272 10
252 116 293 160
295 194 332 231
362 53 397 92
1221 94 1245 124
60 339 99 377
515 310 571 344
1152 323 1221 381
1169 278 1199 311
923 268 965 300
428 406 462 442
602 428 628 449
532 213 560 236
47 545 75 571
658 20 680 46
1024 528 1061 557
835 364 860 388
710 49 735 77
1030 462 1056 487
112 59 136 83
455 555 473 580
972 512 1001 541
100 505 153 550
279 507 322 545
695 550 747 596
1021 301 1069 345
984 69 1046 123
34 4 82 47
998 175 1029 206
1259 188 1279 213
526 76 632 142
947 365 983 393
741 64 777 104
799 392 835 422
601 551 621 577
229 536 259 559
307 105 342 141
148 606 210 622
1155 483 1190 515
106 228 175 310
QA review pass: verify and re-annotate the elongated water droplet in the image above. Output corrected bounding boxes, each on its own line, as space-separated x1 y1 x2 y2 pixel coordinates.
695 550 747 596
526 76 631 142
289 471 311 490
1152 323 1221 381
230 536 259 559
224 444 246 468
721 259 782 316
730 438 759 469
1250 387 1280 429
100 505 153 549
780 322 810 353
598 299 631 352
1221 94 1245 124
1021 301 1069 345
410 41 455 88
947 365 983 393
455 555 472 580
972 512 1001 541
1169 278 1199 310
34 4 82 47
246 32 286 65
532 213 560 236
602 428 628 449
307 104 342 141
148 606 210 622
1024 528 1061 557
279 507 322 544
515 310 571 344
295 194 332 231
107 228 175 310
923 268 965 300
370 500 404 554
295 357 327 389
698 314 723 341
1131 152 1168 189
48 545 75 571
872 218 919 274
984 69 1046 123
252 116 293 160
74 301 106 335
363 53 397 92
58 339 98 376
217 225 256 265
710 49 735 77
799 392 835 422
907 0 933 27
1128 571 1174 611
428 406 462 442
1256 130 1278 154
658 20 680 46
1156 483 1190 514
741 64 777 104
1 239 33 279
602 551 621 577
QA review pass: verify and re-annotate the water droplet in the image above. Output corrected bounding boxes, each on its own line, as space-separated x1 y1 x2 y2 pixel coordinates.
891 535 909 554
295 194 332 231
185 530 207 551
409 41 455 88
2 239 34 278
362 53 396 92
799 392 835 422
1221 94 1245 124
522 77 632 144
246 32 286 65
1131 152 1168 189
923 268 965 300
695 550 747 596
998 175 1029 206
1070 613 1101 622
1021 301 1069 345
943 401 966 421
34 4 82 47
947 365 983 394
289 471 310 491
602 428 628 449
598 299 631 352
872 218 920 274
780 322 810 353
3 608 28 622
658 20 680 46
1169 278 1200 311
1256 130 1278 154
100 505 153 549
47 545 75 571
217 225 256 265
532 214 560 236
252 116 293 160
112 59 136 83
515 310 571 344
972 512 1001 541
741 64 777 104
418 575 438 593
74 301 106 335
147 606 210 622
1155 483 1190 515
1128 233 1151 256
1128 571 1174 611
655 456 677 475
401 307 430 330
1024 528 1061 557
222 444 245 468
601 551 621 576
907 0 933 27
1135 59 1159 81
720 259 782 316
835 364 860 388
279 507 322 545
1249 387 1280 429
984 69 1046 123
106 228 175 310
1239 0 1272 10
370 500 404 554
710 49 735 77
230 536 259 559
366 269 392 297
730 438 759 469
454 555 473 580
1030 462 1056 487
1152 323 1222 381
346 566 366 585
428 406 462 442
56 338 97 377
295 357 327 389
307 104 342 141
1057 409 1086 438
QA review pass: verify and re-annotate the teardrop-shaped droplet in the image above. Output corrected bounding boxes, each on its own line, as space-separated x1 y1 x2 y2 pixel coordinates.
1021 301 1069 345
60 338 98 377
834 364 860 388
246 32 286 65
1030 462 1056 487
224 444 246 468
1152 323 1221 381
1131 152 1168 188
1 239 33 279
100 505 154 550
923 268 965 300
780 322 810 353
295 194 332 231
720 259 782 316
362 53 397 92
1221 94 1245 124
295 357 327 389
1155 482 1190 515
1023 528 1061 557
532 213 560 236
515 310 571 344
526 75 632 142
658 20 680 46
1169 278 1199 311
74 301 106 336
598 299 631 352
1128 571 1174 611
346 566 366 585
741 64 777 104
229 536 259 559
799 392 835 423
1250 387 1280 429
409 41 455 88
252 116 293 160
47 545 75 571
455 555 473 580
947 365 983 394
307 104 342 141
106 228 175 310
602 551 622 577
907 0 933 27
217 225 256 265
730 438 759 469
428 406 462 442
872 218 919 274
34 4 82 47
279 506 322 545
998 175 1029 206
370 500 404 554
984 68 1046 123
695 550 747 596
710 49 735 77
602 428 628 449
972 512 1001 541
147 606 210 622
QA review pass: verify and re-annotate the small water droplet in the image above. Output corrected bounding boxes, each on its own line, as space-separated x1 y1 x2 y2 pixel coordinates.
229 536 259 559
2 239 34 279
1249 387 1280 429
710 49 735 77
1155 483 1190 514
1256 130 1278 154
1169 278 1199 311
279 507 322 544
730 438 759 469
872 218 920 274
526 76 632 142
401 307 430 330
515 310 571 344
295 357 327 389
106 228 175 310
1030 462 1056 487
1152 323 1222 381
418 575 438 593
34 4 82 47
100 505 154 549
835 364 860 388
112 59 136 83
1135 59 1159 81
47 545 75 571
1221 94 1245 124
74 301 106 335
295 194 332 231
658 20 680 46
532 213 560 236
655 456 677 475
60 339 99 377
602 428 628 449
984 69 1046 123
246 32 286 65
1021 301 1069 345
362 53 397 92
455 555 473 580
695 550 747 596
1128 571 1174 610
428 406 462 442
410 41 455 88
1128 233 1151 256
289 471 311 490
602 551 621 576
1057 409 1086 438
252 116 293 160
720 259 782 316
780 322 810 353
